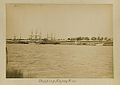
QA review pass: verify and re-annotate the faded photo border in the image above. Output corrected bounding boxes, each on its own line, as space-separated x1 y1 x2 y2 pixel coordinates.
0 0 120 85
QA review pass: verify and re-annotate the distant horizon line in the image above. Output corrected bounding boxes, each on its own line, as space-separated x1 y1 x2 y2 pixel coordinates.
6 36 113 39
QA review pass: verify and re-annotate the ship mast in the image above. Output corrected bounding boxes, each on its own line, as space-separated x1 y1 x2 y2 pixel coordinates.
30 31 33 40
47 33 49 39
13 35 17 40
35 31 38 40
53 33 56 40
39 32 42 40
51 33 53 40
19 34 21 40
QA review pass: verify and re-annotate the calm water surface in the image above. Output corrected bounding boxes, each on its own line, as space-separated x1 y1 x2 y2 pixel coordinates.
7 44 113 78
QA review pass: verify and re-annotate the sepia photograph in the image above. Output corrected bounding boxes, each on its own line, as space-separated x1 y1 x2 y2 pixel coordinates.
6 4 113 78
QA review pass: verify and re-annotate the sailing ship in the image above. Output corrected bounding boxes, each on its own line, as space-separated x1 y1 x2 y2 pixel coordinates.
29 31 60 44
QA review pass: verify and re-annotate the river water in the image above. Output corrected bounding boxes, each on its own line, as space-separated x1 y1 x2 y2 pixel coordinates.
7 44 113 78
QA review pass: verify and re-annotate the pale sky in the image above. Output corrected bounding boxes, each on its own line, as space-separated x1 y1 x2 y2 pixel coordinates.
6 4 113 39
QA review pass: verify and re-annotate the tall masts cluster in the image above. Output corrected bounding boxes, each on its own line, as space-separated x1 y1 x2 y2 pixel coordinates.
29 31 56 40
29 31 42 40
47 33 56 40
13 34 22 40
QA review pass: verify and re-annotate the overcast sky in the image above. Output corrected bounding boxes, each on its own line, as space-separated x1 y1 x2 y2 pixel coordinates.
6 4 113 39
